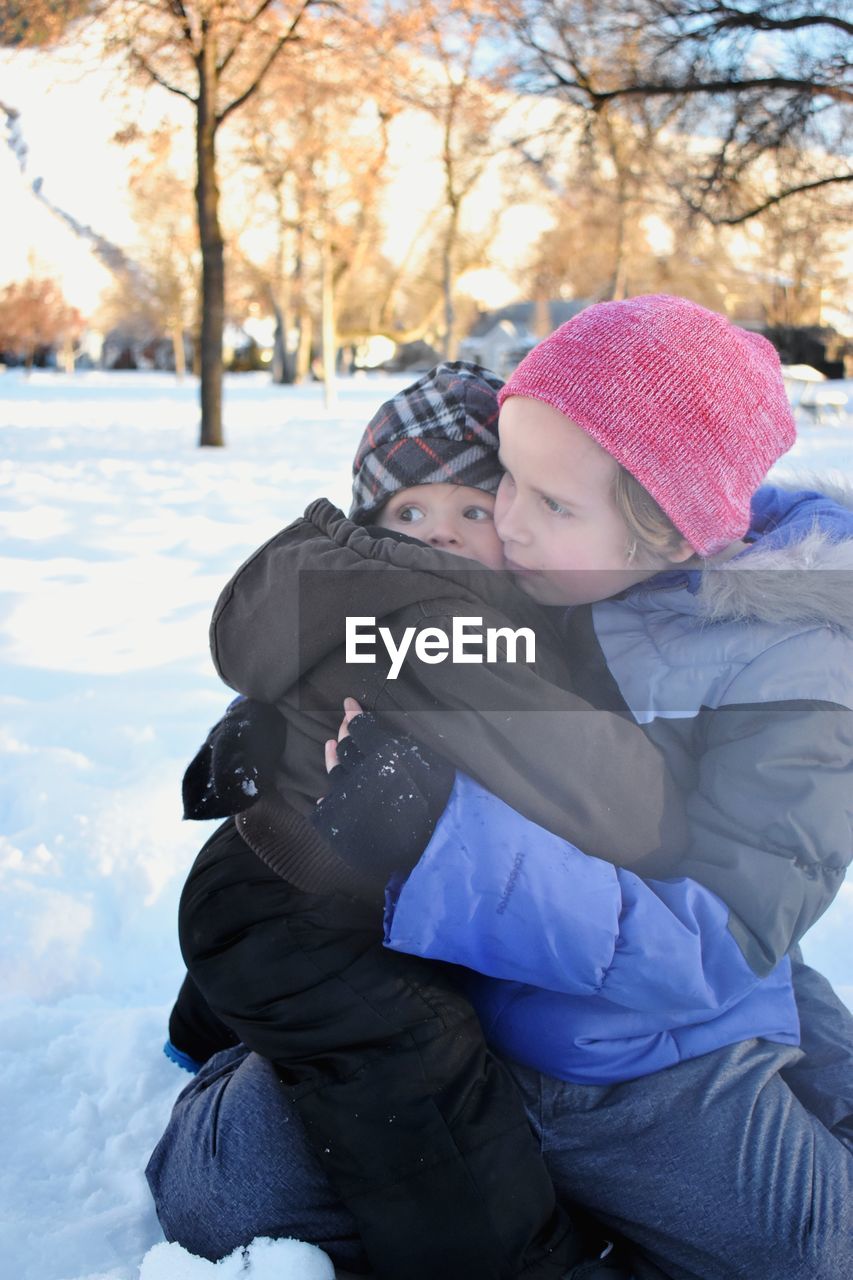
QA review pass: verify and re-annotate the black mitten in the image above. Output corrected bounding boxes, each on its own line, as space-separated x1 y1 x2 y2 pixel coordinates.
311 713 455 886
182 698 287 820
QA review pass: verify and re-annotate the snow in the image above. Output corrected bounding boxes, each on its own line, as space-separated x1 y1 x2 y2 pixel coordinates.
1 369 851 1280
139 1237 334 1280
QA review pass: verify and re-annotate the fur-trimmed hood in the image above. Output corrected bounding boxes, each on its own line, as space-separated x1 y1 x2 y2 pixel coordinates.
699 525 853 632
685 483 853 633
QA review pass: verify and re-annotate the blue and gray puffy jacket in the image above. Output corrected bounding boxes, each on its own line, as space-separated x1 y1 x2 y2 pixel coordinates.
384 486 853 1084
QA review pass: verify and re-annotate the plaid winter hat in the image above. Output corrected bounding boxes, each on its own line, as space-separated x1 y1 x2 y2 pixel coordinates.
349 361 504 524
500 295 796 556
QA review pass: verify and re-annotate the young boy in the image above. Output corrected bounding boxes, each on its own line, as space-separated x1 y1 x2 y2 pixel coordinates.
180 361 507 827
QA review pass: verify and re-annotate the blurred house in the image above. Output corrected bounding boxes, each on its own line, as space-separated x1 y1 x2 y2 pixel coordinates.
458 299 587 376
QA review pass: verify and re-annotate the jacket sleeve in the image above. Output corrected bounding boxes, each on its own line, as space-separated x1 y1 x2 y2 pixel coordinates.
168 970 240 1063
210 531 686 871
385 629 853 995
673 629 853 975
368 602 687 873
384 773 774 1018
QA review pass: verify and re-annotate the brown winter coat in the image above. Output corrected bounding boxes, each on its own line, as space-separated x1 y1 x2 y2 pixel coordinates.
210 497 685 874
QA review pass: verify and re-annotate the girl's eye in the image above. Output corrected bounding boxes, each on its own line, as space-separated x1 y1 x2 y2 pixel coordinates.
542 495 572 518
463 506 492 522
397 506 424 523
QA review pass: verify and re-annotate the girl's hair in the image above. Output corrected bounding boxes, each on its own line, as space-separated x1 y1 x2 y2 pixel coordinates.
612 466 688 564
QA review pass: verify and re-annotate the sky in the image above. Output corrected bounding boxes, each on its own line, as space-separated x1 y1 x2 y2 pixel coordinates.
1 369 852 1279
0 39 147 308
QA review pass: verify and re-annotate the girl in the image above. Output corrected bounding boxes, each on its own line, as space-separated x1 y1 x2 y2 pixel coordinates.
154 314 853 1279
339 295 853 1279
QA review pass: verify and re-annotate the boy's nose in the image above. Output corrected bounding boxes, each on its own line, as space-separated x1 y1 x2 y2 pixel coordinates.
428 525 461 548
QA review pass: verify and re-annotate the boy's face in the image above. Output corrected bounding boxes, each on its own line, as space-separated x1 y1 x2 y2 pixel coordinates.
378 482 506 569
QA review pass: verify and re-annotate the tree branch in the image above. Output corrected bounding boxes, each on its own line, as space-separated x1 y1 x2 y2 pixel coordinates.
698 172 853 224
166 0 195 49
218 0 279 76
131 49 196 104
574 74 852 109
217 0 316 125
710 4 853 39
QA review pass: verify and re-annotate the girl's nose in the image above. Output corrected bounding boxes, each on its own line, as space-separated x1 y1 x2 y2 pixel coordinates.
495 496 527 545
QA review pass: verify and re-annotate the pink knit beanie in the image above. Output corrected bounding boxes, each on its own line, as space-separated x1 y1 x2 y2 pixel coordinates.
498 294 796 555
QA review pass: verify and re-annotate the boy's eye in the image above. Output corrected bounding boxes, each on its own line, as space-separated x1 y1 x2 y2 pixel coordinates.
463 506 493 522
396 505 424 523
542 495 571 517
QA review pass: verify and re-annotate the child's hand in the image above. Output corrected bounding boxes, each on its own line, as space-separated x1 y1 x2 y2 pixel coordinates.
323 696 363 774
313 701 455 886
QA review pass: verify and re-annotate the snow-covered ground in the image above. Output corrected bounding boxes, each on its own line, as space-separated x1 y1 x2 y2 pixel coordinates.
1 370 852 1280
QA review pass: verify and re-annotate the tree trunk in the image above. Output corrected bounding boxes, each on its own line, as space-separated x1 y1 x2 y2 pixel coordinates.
295 309 312 383
321 233 337 408
533 291 551 339
290 228 311 383
442 212 458 362
607 132 629 303
196 31 225 446
611 246 628 302
172 322 186 380
441 193 463 362
271 200 293 384
271 295 292 384
609 186 629 302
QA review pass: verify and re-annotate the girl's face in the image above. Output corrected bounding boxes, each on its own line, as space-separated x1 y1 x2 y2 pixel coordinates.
495 396 692 605
378 482 506 569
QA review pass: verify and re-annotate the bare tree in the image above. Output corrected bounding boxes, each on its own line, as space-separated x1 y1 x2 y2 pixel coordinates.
746 177 850 327
512 0 852 223
234 27 402 399
107 126 199 376
392 3 524 358
115 0 325 442
5 0 327 444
